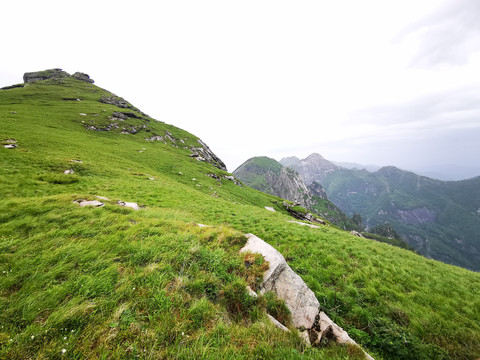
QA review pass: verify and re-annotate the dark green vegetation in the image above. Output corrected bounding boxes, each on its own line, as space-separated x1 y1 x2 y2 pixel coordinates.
1 75 479 359
320 166 480 271
234 157 357 230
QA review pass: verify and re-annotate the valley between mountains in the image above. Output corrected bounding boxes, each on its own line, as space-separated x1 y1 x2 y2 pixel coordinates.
1 69 479 359
234 154 480 271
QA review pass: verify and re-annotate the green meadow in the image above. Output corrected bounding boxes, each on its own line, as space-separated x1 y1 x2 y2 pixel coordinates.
0 77 479 359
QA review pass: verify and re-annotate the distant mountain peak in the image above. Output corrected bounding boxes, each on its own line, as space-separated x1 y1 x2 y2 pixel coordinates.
305 153 326 161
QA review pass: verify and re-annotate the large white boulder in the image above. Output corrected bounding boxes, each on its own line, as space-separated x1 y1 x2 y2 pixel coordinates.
240 233 375 360
240 233 319 329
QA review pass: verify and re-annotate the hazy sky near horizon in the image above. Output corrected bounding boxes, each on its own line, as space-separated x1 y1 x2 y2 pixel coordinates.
2 0 480 179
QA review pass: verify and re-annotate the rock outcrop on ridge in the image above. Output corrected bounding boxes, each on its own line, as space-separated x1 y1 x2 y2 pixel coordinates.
24 68 94 83
240 233 374 360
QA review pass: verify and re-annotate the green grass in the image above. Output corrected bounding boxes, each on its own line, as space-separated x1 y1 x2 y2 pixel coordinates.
1 77 479 359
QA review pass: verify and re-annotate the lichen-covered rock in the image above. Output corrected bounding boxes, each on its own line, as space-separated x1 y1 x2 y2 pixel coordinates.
72 72 94 83
190 139 227 171
23 68 70 83
99 95 130 108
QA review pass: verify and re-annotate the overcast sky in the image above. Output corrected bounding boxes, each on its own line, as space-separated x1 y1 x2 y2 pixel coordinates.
2 0 480 179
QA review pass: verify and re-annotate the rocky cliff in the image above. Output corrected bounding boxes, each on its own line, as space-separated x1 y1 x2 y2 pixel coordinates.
233 157 356 228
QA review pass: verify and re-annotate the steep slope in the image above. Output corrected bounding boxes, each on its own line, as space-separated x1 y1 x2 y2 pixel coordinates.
1 71 479 359
321 166 480 271
233 157 355 229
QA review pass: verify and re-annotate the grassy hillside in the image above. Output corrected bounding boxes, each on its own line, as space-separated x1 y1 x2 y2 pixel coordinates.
233 156 284 193
320 167 480 271
1 76 479 359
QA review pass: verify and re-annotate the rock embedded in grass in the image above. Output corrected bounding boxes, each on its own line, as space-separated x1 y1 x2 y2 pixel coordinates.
240 233 319 330
117 201 141 210
74 199 104 207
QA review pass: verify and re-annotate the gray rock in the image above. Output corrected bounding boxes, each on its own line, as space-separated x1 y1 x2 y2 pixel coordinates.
72 72 94 83
190 139 227 171
4 144 17 149
282 153 339 185
99 95 130 108
240 233 319 329
265 207 276 212
117 201 141 210
64 169 74 175
314 312 375 360
145 135 165 142
283 202 326 225
75 199 104 207
23 68 70 83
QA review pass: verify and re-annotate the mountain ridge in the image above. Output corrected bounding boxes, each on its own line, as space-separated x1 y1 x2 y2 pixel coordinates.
282 153 480 271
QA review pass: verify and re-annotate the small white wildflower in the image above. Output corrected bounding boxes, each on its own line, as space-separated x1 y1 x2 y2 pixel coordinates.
64 337 67 340
132 287 135 290
62 349 66 354
9 339 13 342
71 330 74 333
181 332 184 336
31 335 35 339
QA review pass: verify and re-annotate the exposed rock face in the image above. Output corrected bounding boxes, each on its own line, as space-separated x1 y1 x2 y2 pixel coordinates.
283 202 326 225
265 167 314 209
234 157 326 209
99 95 130 108
234 156 354 228
281 153 339 185
190 139 227 171
23 68 70 83
23 69 95 84
72 72 94 83
307 181 328 200
240 234 374 360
